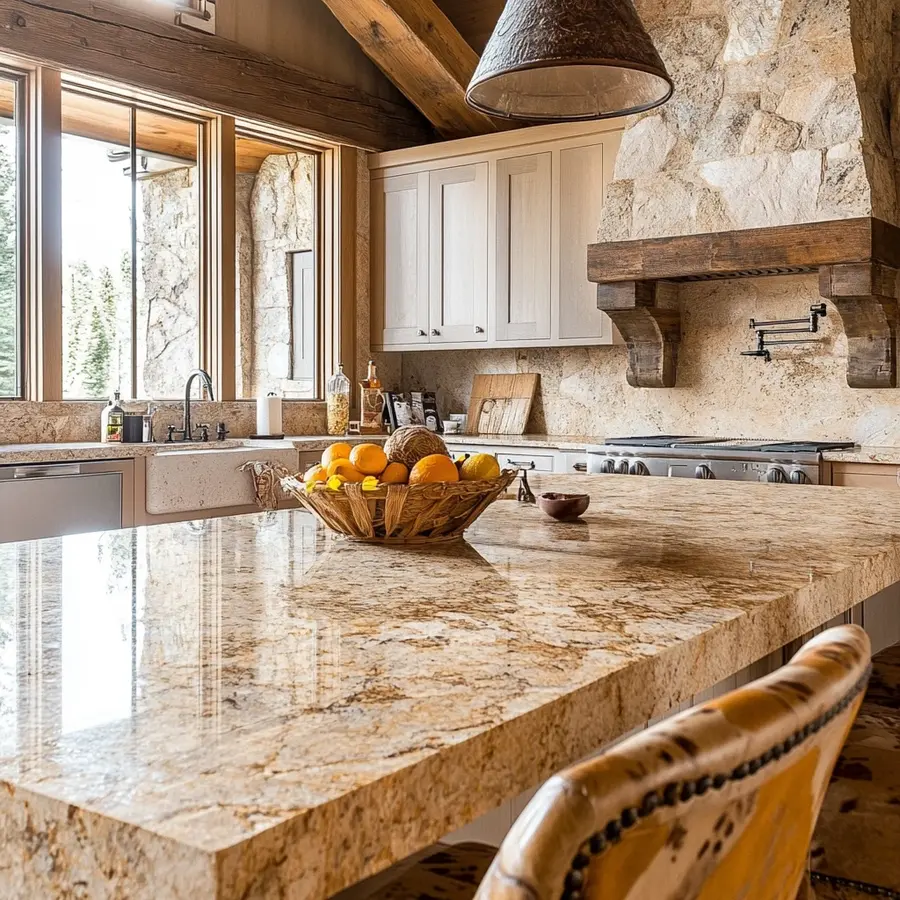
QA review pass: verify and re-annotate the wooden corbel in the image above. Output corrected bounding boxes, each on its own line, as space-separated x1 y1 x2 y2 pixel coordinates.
596 281 681 388
819 263 900 388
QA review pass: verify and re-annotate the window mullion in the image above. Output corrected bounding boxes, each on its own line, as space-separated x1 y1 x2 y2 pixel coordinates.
206 115 235 401
129 105 137 400
29 66 62 401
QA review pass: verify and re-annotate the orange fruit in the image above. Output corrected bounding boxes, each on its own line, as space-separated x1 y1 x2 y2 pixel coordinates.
349 443 388 476
408 454 460 485
379 461 409 484
303 464 328 485
326 459 365 482
322 442 352 467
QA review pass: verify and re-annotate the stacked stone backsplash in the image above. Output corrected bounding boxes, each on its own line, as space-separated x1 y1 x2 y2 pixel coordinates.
401 275 900 446
0 401 326 444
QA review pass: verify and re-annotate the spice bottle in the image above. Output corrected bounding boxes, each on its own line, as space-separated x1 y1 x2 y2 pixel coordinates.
326 364 351 436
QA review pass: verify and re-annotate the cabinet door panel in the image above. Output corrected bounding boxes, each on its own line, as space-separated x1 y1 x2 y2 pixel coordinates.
557 142 612 342
496 153 552 342
429 164 488 344
373 173 428 347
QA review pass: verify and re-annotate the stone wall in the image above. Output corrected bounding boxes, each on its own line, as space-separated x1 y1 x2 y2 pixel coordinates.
137 167 200 398
246 152 316 397
598 0 896 240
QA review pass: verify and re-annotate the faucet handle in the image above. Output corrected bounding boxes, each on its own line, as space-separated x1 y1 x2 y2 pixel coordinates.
216 422 229 442
166 424 176 443
195 423 210 442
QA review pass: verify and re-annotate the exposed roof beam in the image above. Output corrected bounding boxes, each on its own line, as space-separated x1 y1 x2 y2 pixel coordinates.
319 0 504 139
0 0 434 150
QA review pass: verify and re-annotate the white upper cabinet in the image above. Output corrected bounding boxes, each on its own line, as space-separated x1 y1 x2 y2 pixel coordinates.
428 164 489 344
372 173 429 347
370 121 623 352
495 153 552 343
557 143 613 343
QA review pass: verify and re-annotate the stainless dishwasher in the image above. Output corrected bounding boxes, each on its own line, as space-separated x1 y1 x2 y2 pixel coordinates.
0 460 135 543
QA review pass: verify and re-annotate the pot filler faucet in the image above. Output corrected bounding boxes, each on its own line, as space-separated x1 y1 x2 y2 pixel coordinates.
167 369 215 442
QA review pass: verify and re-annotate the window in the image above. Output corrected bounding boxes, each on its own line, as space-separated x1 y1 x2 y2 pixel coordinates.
62 89 203 400
0 73 23 399
234 129 320 399
0 58 342 404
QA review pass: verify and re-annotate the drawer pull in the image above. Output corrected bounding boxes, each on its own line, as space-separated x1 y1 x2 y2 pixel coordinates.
572 462 587 472
506 460 536 470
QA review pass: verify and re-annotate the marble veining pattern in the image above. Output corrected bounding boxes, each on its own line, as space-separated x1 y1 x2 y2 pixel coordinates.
2 475 900 898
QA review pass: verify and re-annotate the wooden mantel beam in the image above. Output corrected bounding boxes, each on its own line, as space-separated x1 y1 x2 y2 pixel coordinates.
0 0 434 150
319 0 504 139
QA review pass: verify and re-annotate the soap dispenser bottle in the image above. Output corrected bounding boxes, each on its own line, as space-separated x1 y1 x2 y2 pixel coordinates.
101 391 125 443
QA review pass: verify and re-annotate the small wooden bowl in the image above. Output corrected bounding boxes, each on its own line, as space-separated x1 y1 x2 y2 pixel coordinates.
537 492 591 521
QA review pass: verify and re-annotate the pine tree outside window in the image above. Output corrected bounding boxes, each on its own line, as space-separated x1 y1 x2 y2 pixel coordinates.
61 90 202 400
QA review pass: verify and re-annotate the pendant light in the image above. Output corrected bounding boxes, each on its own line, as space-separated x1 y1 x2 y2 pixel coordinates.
466 0 673 121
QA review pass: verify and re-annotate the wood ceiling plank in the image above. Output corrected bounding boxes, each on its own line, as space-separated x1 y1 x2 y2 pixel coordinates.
432 0 505 53
319 0 504 138
0 0 433 150
0 81 297 172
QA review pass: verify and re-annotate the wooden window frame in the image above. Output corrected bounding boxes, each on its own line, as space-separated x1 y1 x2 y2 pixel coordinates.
3 54 357 405
0 65 30 400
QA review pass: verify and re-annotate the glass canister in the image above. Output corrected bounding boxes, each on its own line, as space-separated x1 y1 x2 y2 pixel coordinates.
326 364 351 436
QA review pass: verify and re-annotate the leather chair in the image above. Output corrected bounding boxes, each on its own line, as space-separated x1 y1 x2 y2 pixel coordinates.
345 625 871 900
809 641 900 899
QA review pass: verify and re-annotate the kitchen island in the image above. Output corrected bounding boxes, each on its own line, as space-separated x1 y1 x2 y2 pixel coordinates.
1 474 900 899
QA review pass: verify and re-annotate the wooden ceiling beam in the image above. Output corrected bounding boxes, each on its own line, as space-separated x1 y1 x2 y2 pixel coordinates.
0 0 434 151
319 0 504 139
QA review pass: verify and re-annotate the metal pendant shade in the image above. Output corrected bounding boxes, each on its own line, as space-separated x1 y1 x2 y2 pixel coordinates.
466 0 673 121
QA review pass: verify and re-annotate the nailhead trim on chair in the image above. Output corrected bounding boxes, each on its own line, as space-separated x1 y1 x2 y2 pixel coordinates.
561 666 873 900
810 872 900 899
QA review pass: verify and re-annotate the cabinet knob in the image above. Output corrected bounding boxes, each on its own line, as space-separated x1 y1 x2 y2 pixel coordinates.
431 328 440 336
474 325 484 334
416 329 426 337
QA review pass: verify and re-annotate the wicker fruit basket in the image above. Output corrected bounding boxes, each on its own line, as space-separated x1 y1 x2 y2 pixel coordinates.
280 469 517 544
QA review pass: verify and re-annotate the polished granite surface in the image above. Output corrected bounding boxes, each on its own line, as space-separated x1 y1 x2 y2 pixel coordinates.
0 434 594 466
2 474 900 898
823 445 900 465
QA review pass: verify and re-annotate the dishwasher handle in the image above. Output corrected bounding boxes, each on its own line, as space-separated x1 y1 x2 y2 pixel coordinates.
0 463 83 480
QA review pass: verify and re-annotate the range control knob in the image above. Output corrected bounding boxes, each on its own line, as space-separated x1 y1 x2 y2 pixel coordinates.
629 460 650 476
695 465 715 480
615 459 631 475
790 469 812 485
767 466 788 483
598 458 616 474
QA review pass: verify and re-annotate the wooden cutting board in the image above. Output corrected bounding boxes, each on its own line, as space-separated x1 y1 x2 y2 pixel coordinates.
466 374 539 435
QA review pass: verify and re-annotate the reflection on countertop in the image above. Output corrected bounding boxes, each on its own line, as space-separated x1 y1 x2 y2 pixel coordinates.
3 474 900 898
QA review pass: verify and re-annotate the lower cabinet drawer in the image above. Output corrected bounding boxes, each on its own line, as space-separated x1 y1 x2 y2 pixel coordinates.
496 452 555 472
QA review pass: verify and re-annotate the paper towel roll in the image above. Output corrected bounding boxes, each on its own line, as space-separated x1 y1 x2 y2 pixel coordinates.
256 394 283 436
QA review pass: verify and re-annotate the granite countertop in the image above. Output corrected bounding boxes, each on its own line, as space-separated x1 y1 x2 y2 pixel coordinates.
3 475 899 899
822 446 900 464
0 434 596 466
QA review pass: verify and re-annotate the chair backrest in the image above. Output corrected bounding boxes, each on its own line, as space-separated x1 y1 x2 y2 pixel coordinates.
476 625 871 900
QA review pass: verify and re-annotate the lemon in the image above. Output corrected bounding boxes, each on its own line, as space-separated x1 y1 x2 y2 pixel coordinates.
459 453 501 482
361 476 380 492
326 474 347 491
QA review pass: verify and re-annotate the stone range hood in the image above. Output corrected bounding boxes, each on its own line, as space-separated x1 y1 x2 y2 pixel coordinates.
587 217 900 389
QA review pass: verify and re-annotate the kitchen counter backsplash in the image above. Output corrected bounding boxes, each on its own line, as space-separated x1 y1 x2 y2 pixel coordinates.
400 275 900 448
0 401 327 445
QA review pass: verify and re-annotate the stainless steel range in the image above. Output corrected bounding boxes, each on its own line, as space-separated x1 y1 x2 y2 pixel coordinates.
586 436 856 485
